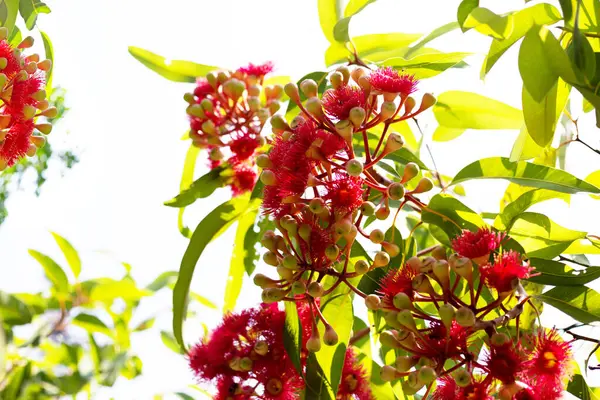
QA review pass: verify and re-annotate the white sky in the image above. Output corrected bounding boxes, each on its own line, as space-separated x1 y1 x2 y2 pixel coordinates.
1 0 599 398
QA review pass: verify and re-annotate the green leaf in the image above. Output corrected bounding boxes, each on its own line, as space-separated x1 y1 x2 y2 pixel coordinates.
457 0 479 30
145 271 178 291
18 0 50 30
28 249 69 293
333 0 376 43
189 292 218 309
161 331 185 354
325 33 422 66
527 258 600 286
405 22 459 59
538 26 579 84
432 126 465 142
318 0 343 43
519 27 559 101
451 157 600 194
128 47 219 83
164 165 226 207
316 294 353 395
71 313 113 337
481 4 562 77
286 71 328 115
433 91 522 130
306 353 334 399
567 373 596 400
177 145 201 237
569 28 596 82
463 7 514 39
99 352 128 387
133 318 155 332
40 31 53 93
88 278 150 304
0 0 19 37
0 291 33 325
0 362 30 399
50 232 81 279
421 194 485 239
494 188 570 230
283 301 303 375
382 52 470 79
538 285 600 324
559 0 573 21
224 203 261 313
586 170 600 199
172 196 253 351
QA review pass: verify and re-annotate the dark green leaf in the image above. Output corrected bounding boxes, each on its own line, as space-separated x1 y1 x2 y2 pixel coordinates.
128 47 219 83
28 249 69 293
569 28 596 82
145 271 178 292
433 91 522 129
494 188 570 231
164 165 226 207
18 0 50 30
537 285 600 324
283 301 303 375
567 373 594 400
0 362 31 399
559 0 573 21
0 291 32 325
72 313 113 337
50 232 81 279
451 157 600 194
175 394 196 400
527 258 600 286
40 31 53 92
457 0 479 30
172 196 254 350
306 353 334 399
421 194 485 239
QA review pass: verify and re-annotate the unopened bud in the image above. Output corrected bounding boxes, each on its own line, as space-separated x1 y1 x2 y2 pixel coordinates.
25 61 37 74
396 355 417 372
336 66 350 84
349 107 366 128
453 369 472 387
418 366 436 385
261 287 285 303
306 335 321 352
345 159 363 177
298 224 311 243
412 177 433 194
270 114 289 132
369 229 385 244
300 79 318 98
432 260 450 288
247 96 261 111
23 105 36 120
387 182 405 200
222 78 245 100
305 97 324 118
282 254 298 270
373 251 390 267
365 294 381 310
201 120 216 134
42 107 58 118
404 97 416 114
393 292 412 310
360 201 375 216
323 325 339 346
432 245 447 260
380 101 397 120
455 307 475 327
239 357 253 371
268 100 281 114
438 303 455 327
380 365 397 382
404 371 423 393
0 58 6 70
254 340 269 356
200 98 214 113
325 244 340 261
382 242 400 257
263 251 279 266
260 170 277 186
354 259 369 275
397 310 417 331
277 265 294 281
187 104 205 118
257 154 273 169
382 132 404 155
333 219 353 235
284 82 300 102
291 280 306 295
247 84 261 97
412 274 434 295
0 27 7 41
307 281 324 298
30 135 46 148
491 332 510 347
290 115 305 130
357 75 371 91
253 273 276 288
418 93 436 112
350 67 366 84
308 197 325 214
26 144 37 157
452 257 473 283
329 71 343 89
334 119 353 143
406 256 422 273
19 36 34 49
375 205 390 220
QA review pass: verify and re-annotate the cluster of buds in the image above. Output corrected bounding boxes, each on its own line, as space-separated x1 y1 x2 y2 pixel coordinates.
372 228 573 399
0 28 54 170
253 65 436 348
188 303 373 399
184 62 282 195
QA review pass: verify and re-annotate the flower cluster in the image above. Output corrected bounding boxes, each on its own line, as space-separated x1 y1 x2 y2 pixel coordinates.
372 227 572 399
253 66 436 348
0 29 54 169
188 303 372 399
184 62 279 195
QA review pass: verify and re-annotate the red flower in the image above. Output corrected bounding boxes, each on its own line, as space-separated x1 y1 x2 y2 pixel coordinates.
323 173 364 215
322 85 367 121
432 375 458 400
194 77 214 98
377 265 416 307
460 382 493 400
368 67 417 96
415 321 469 362
451 227 504 261
237 61 274 77
485 341 527 384
513 376 563 400
338 348 374 400
231 165 257 196
525 329 573 383
229 134 260 161
0 120 34 166
480 251 535 294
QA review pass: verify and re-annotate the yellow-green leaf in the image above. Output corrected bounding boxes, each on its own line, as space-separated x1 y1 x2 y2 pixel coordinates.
382 52 470 79
28 249 69 294
587 170 600 199
51 232 81 279
432 126 466 142
318 0 343 43
325 33 422 66
128 47 219 83
463 7 514 39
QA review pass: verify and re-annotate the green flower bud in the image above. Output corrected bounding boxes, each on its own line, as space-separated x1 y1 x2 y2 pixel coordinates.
282 254 298 270
253 273 276 288
334 119 353 143
325 244 340 261
401 162 419 183
291 280 306 295
418 366 436 385
284 82 300 102
395 355 417 372
375 205 390 220
354 259 369 275
247 96 261 111
277 266 294 281
290 115 305 130
305 97 324 118
260 170 277 186
453 369 472 387
263 251 279 267
309 197 325 214
306 335 321 352
299 224 311 243
382 242 400 257
380 101 397 120
349 107 366 128
360 201 376 216
382 132 404 155
491 332 510 347
209 147 223 161
300 79 318 98
247 84 261 97
254 340 268 356
397 309 417 331
387 182 405 200
270 114 289 132
369 229 385 244
345 159 363 177
307 281 324 298
404 96 416 114
336 66 350 84
438 303 455 328
379 365 397 382
261 288 285 303
373 251 390 267
329 71 343 89
365 294 381 310
257 154 273 169
239 357 253 371
455 306 475 327
412 177 434 194
418 93 436 112
323 325 339 346
432 245 447 260
393 292 412 310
